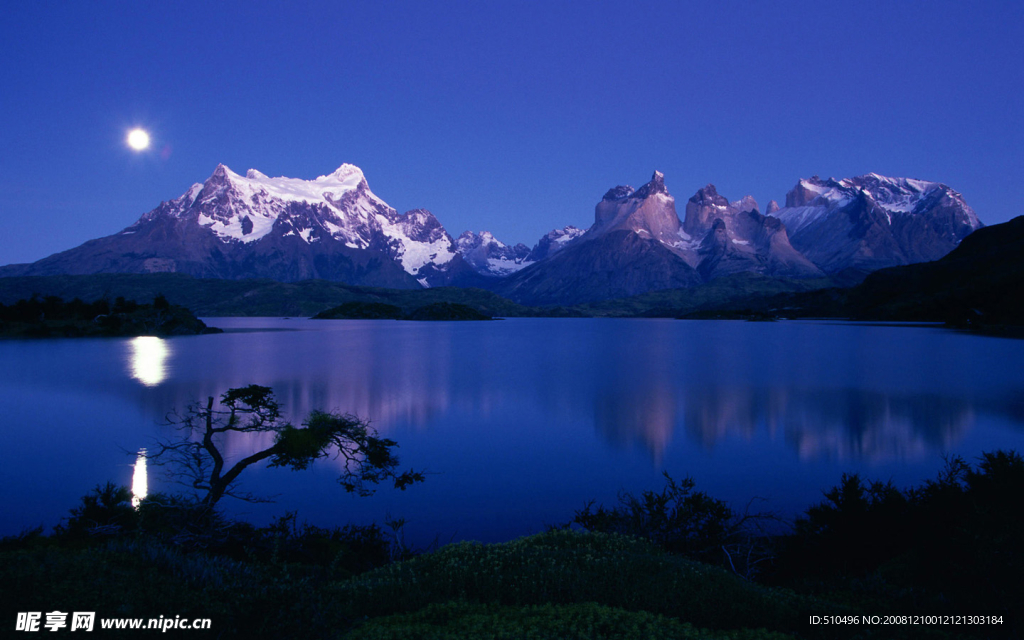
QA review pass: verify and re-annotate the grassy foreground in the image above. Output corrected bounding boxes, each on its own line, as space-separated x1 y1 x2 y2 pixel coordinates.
6 450 1021 638
2 530 808 639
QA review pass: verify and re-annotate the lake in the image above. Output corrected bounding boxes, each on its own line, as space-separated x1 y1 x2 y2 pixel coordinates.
3 317 1024 545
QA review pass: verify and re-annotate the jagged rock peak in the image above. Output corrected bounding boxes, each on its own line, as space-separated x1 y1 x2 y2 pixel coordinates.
731 195 759 214
765 200 780 215
211 163 233 180
603 185 635 201
633 170 669 199
688 184 727 206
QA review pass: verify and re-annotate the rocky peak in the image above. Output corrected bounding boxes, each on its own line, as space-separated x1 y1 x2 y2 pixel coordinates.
774 173 983 274
593 171 681 241
731 195 759 214
525 225 587 262
400 208 444 232
633 170 669 199
204 164 238 191
765 200 780 215
689 184 727 207
603 185 635 201
785 177 827 208
454 229 533 277
683 184 730 237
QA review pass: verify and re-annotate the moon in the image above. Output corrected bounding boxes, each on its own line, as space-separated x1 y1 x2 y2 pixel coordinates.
127 128 150 151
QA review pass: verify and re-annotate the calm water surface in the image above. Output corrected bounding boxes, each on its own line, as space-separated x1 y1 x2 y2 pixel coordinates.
3 318 1024 544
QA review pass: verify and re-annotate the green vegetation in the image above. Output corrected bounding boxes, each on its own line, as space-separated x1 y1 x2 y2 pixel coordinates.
0 294 219 338
404 302 492 321
313 301 405 319
571 472 772 576
335 529 821 636
7 453 1020 638
0 272 830 319
576 273 838 318
314 300 493 321
0 273 559 317
4 215 1024 328
772 452 1024 624
672 217 1024 332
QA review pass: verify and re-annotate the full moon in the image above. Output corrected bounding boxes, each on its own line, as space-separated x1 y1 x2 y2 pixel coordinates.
127 128 150 151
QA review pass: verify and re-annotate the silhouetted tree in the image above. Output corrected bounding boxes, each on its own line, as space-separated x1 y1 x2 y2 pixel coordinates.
147 385 424 507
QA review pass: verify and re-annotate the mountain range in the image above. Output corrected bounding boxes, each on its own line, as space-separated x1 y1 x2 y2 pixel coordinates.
0 163 983 306
677 214 1024 331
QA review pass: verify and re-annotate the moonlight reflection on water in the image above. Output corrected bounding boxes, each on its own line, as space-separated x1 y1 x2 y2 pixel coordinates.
3 318 1024 543
128 336 170 387
131 450 148 509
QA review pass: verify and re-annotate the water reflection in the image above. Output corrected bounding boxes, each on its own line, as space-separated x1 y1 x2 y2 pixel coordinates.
112 320 1024 466
131 449 148 508
128 337 171 386
133 374 1012 468
671 387 973 462
593 385 978 463
5 317 1024 541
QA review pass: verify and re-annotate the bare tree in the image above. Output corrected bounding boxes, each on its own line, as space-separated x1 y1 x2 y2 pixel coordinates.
147 385 424 507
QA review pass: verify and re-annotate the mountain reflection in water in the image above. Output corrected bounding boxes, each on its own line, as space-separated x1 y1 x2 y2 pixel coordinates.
597 386 976 463
4 317 1024 542
117 318 1022 466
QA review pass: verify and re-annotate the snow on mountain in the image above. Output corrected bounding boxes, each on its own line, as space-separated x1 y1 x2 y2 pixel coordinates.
496 171 829 305
771 173 983 274
523 226 587 262
127 163 462 281
455 231 533 277
455 226 591 278
0 163 985 302
6 163 477 288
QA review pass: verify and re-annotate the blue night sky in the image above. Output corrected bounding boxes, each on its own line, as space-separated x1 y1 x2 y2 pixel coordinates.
1 0 1021 265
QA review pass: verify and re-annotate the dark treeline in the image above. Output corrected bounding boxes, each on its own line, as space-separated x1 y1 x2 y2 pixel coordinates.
0 294 218 337
0 294 154 323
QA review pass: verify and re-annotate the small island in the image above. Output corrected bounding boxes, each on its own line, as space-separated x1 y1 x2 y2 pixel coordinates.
314 301 493 321
0 295 221 338
312 301 405 320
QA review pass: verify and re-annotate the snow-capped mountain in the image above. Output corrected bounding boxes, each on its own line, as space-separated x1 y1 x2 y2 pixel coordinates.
524 226 587 262
771 174 983 275
496 171 820 305
0 163 984 306
453 226 588 278
1 163 481 288
496 171 705 304
455 231 533 277
683 185 822 281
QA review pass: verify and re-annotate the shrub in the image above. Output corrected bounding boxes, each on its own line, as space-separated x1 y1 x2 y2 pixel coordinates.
573 473 735 561
777 451 1024 627
571 473 777 579
54 482 140 538
335 529 827 634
